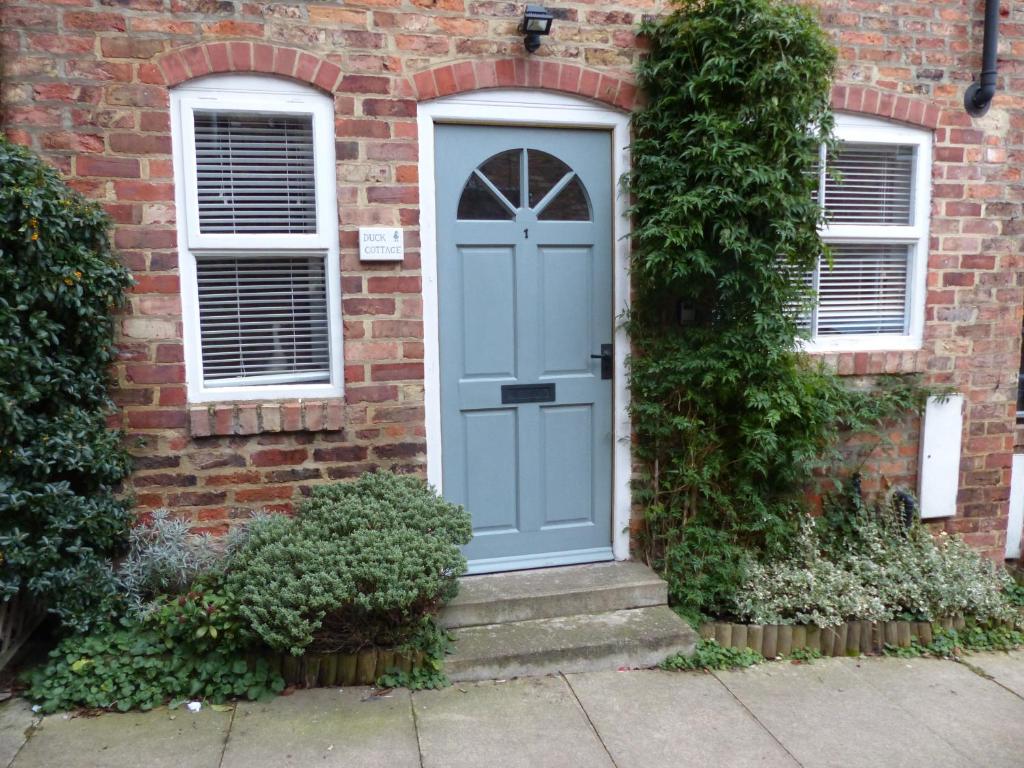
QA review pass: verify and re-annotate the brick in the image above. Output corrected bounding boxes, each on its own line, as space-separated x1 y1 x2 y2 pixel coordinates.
134 473 198 488
76 156 139 177
63 12 126 31
125 364 185 385
373 442 425 459
313 445 369 462
279 403 301 431
304 402 327 431
371 362 424 381
372 320 423 339
338 75 391 94
204 471 261 487
345 385 398 403
251 448 309 467
127 409 188 429
168 491 227 507
110 134 171 155
235 486 295 502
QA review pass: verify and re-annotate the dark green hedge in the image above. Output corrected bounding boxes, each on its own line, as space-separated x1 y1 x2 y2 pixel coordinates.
0 138 133 631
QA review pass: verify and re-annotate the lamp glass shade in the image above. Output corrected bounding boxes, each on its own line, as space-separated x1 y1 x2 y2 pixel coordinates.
525 17 551 32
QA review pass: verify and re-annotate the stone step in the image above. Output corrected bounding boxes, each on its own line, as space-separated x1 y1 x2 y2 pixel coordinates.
439 561 668 629
445 605 698 682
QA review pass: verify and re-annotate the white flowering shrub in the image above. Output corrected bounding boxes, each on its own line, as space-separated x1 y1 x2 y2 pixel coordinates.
736 494 1018 627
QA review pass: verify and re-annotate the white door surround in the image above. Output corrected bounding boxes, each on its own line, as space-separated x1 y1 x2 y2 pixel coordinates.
416 89 633 562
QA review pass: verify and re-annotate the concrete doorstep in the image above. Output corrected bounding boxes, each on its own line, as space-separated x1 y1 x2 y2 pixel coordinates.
3 654 1024 768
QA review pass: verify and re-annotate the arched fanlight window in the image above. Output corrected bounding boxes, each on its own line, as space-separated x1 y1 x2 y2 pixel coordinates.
456 149 591 222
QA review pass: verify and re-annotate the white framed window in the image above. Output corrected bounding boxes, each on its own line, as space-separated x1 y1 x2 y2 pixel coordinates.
171 75 342 402
804 113 932 352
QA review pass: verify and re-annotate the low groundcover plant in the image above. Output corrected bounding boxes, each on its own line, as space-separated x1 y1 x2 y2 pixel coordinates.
734 486 1019 629
26 472 471 713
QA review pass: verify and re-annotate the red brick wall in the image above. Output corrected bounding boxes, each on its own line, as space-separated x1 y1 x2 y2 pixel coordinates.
1 0 1021 555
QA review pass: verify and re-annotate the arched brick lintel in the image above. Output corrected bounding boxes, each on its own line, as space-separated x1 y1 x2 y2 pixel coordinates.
154 42 342 93
408 59 639 112
154 44 639 112
831 84 948 130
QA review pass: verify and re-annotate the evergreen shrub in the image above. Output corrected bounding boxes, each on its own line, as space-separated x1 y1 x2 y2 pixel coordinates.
228 472 472 655
0 138 133 632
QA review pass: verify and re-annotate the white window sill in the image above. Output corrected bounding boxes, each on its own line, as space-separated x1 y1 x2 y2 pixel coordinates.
800 335 922 355
187 382 343 404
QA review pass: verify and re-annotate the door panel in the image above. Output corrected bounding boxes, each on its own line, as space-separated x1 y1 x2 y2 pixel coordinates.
435 124 613 573
540 404 594 527
540 246 593 375
459 246 516 378
462 409 519 533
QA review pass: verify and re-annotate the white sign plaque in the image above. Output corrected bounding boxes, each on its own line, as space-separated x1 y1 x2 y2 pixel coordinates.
359 227 404 262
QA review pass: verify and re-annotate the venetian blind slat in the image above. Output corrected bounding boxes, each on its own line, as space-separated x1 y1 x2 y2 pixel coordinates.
196 253 331 386
193 112 317 235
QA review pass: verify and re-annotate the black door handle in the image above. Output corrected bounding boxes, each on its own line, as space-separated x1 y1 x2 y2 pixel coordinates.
590 344 612 380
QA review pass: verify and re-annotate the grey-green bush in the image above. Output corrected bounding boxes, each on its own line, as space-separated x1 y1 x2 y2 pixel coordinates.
118 509 253 615
228 473 472 655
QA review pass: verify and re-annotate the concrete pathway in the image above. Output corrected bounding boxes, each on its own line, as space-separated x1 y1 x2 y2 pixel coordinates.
3 654 1023 768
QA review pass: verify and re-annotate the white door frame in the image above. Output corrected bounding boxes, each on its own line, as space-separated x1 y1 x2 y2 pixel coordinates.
417 88 633 562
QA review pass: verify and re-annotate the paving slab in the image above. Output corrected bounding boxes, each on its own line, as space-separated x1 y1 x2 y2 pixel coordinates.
967 651 1024 699
854 656 1024 768
413 675 614 768
566 669 799 768
0 700 36 768
221 687 419 768
12 707 229 768
715 658 982 768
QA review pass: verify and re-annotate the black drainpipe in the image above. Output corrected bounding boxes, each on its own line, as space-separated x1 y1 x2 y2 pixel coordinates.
964 0 1000 117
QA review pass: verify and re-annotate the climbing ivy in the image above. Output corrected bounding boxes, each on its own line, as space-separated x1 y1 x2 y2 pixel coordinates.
627 0 928 620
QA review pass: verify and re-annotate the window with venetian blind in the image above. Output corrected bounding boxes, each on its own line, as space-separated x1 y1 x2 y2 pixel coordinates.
805 114 931 351
171 76 341 401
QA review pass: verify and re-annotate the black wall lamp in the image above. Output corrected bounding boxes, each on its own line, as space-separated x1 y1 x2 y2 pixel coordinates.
523 5 554 54
964 0 1000 117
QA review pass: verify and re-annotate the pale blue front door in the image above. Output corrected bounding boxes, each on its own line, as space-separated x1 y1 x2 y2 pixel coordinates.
435 124 614 573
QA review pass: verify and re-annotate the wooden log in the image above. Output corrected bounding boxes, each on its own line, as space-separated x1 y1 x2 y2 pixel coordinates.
714 623 733 648
821 627 838 656
896 621 912 648
375 650 396 680
884 621 899 647
805 625 821 655
953 615 966 631
747 625 764 655
699 623 716 640
321 654 339 687
860 621 873 655
846 621 861 656
916 622 933 647
731 624 748 651
940 616 954 631
395 652 413 674
282 655 301 685
303 655 322 688
339 654 357 685
792 625 807 652
356 650 377 684
777 625 793 658
267 654 283 678
833 623 848 657
762 625 778 659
